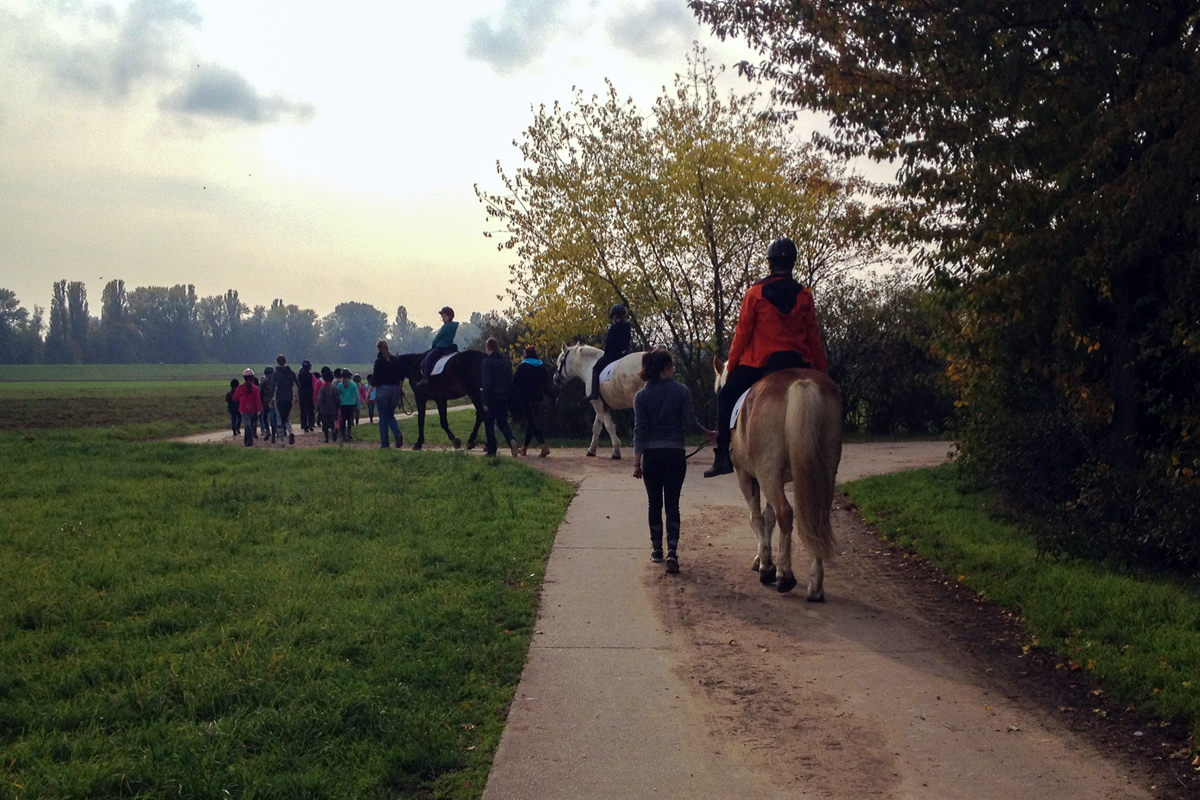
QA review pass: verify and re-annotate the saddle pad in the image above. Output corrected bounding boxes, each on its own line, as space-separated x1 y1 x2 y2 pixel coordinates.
730 388 751 430
599 361 618 384
431 354 455 376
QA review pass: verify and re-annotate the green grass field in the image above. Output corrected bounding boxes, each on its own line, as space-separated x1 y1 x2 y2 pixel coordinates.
0 427 575 799
0 364 374 382
844 464 1200 742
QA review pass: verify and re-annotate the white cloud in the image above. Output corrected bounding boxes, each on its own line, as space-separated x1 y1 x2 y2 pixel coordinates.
605 0 698 60
161 63 316 124
464 0 573 75
0 0 313 126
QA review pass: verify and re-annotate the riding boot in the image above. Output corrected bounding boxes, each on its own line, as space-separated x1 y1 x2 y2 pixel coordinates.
703 447 734 478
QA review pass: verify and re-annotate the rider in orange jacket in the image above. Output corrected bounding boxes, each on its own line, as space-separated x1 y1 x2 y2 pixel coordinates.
704 237 828 477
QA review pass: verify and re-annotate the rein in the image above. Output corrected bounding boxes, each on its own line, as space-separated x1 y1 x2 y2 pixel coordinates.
684 439 710 460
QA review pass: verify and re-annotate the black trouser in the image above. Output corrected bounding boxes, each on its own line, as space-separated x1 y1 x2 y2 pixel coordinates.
715 351 811 452
340 405 357 439
484 395 515 454
299 399 314 431
422 345 458 378
320 412 337 441
229 409 240 434
642 448 687 553
521 399 545 447
587 351 624 400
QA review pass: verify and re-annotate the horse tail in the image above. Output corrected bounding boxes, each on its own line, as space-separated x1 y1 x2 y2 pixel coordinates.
785 375 843 561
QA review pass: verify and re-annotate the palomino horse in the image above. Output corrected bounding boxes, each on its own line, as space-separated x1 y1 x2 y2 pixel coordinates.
554 344 646 459
394 350 486 450
714 357 842 599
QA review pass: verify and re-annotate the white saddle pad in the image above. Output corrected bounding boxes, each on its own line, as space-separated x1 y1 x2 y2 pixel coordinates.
730 388 751 430
431 354 455 376
599 361 618 384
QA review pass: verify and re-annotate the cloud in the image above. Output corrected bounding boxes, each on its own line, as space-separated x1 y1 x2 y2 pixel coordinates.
464 0 572 75
161 64 316 124
605 0 697 60
0 0 314 126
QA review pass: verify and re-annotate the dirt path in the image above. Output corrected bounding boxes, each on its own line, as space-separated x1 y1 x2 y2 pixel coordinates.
507 443 1173 799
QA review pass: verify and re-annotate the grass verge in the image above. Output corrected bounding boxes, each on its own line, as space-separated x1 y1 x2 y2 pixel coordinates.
0 427 575 799
843 463 1200 742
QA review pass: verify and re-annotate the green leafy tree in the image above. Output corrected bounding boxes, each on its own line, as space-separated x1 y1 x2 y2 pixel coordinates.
320 302 387 364
0 289 41 364
690 0 1200 570
478 46 885 410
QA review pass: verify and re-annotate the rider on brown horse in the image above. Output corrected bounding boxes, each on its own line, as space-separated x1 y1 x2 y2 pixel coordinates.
704 237 829 478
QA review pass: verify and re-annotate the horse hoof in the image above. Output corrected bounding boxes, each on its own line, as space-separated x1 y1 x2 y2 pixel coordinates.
412 443 423 451
453 439 462 449
466 443 477 451
806 591 826 603
611 453 621 460
777 573 798 594
759 565 777 585
586 451 596 458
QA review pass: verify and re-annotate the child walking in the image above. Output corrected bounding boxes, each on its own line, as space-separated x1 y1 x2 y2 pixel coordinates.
338 370 361 441
225 379 241 437
232 369 263 447
632 350 715 573
315 367 341 442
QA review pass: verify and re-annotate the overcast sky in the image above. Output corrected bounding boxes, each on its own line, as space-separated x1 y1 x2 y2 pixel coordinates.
0 0 771 327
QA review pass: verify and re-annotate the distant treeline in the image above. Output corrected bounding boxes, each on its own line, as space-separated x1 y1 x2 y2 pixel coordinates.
0 280 495 366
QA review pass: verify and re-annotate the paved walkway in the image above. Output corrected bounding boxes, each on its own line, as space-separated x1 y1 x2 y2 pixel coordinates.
482 442 1150 800
483 443 949 800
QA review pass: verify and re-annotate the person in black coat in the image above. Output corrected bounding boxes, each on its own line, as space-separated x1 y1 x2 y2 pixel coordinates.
512 345 552 457
297 360 315 432
586 304 632 401
480 338 518 457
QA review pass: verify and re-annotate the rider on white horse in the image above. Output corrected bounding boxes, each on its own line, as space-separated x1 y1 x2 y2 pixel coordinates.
585 304 633 402
705 237 829 478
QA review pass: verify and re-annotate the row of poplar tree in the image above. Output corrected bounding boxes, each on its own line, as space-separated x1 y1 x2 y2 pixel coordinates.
0 281 492 367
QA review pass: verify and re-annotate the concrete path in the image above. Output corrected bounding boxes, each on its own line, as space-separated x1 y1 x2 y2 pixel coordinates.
483 443 949 800
482 441 1152 800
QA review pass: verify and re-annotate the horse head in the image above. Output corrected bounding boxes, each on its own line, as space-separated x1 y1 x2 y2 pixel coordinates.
553 343 574 389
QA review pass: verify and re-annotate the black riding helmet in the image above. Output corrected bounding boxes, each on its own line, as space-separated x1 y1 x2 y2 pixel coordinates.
767 237 798 269
609 304 627 320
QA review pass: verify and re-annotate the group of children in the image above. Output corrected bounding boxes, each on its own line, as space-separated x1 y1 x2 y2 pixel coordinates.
225 361 375 447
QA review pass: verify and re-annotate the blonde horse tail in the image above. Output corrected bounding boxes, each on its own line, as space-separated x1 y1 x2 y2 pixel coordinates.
785 376 843 562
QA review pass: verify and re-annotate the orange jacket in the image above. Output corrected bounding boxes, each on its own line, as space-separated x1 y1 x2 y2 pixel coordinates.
726 276 827 373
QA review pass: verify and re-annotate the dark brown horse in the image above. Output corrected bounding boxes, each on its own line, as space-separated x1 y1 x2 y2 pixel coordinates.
395 350 486 450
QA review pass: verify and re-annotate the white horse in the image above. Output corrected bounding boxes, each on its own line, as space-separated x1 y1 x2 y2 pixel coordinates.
554 344 646 459
715 357 842 599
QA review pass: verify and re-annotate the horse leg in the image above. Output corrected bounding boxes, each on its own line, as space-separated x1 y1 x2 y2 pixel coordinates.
761 476 797 594
738 473 774 584
808 558 825 603
602 407 621 459
414 398 426 450
466 391 484 450
438 400 460 449
586 400 604 457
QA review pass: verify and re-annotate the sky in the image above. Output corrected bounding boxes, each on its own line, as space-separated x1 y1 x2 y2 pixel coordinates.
0 0 777 328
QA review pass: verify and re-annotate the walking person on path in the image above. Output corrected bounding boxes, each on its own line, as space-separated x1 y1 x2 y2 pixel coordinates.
338 371 361 442
225 379 241 438
512 345 552 457
297 360 316 432
260 366 277 442
373 340 405 448
232 369 263 447
633 350 716 573
315 366 341 443
705 236 828 478
273 354 298 445
366 374 376 423
481 337 518 457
